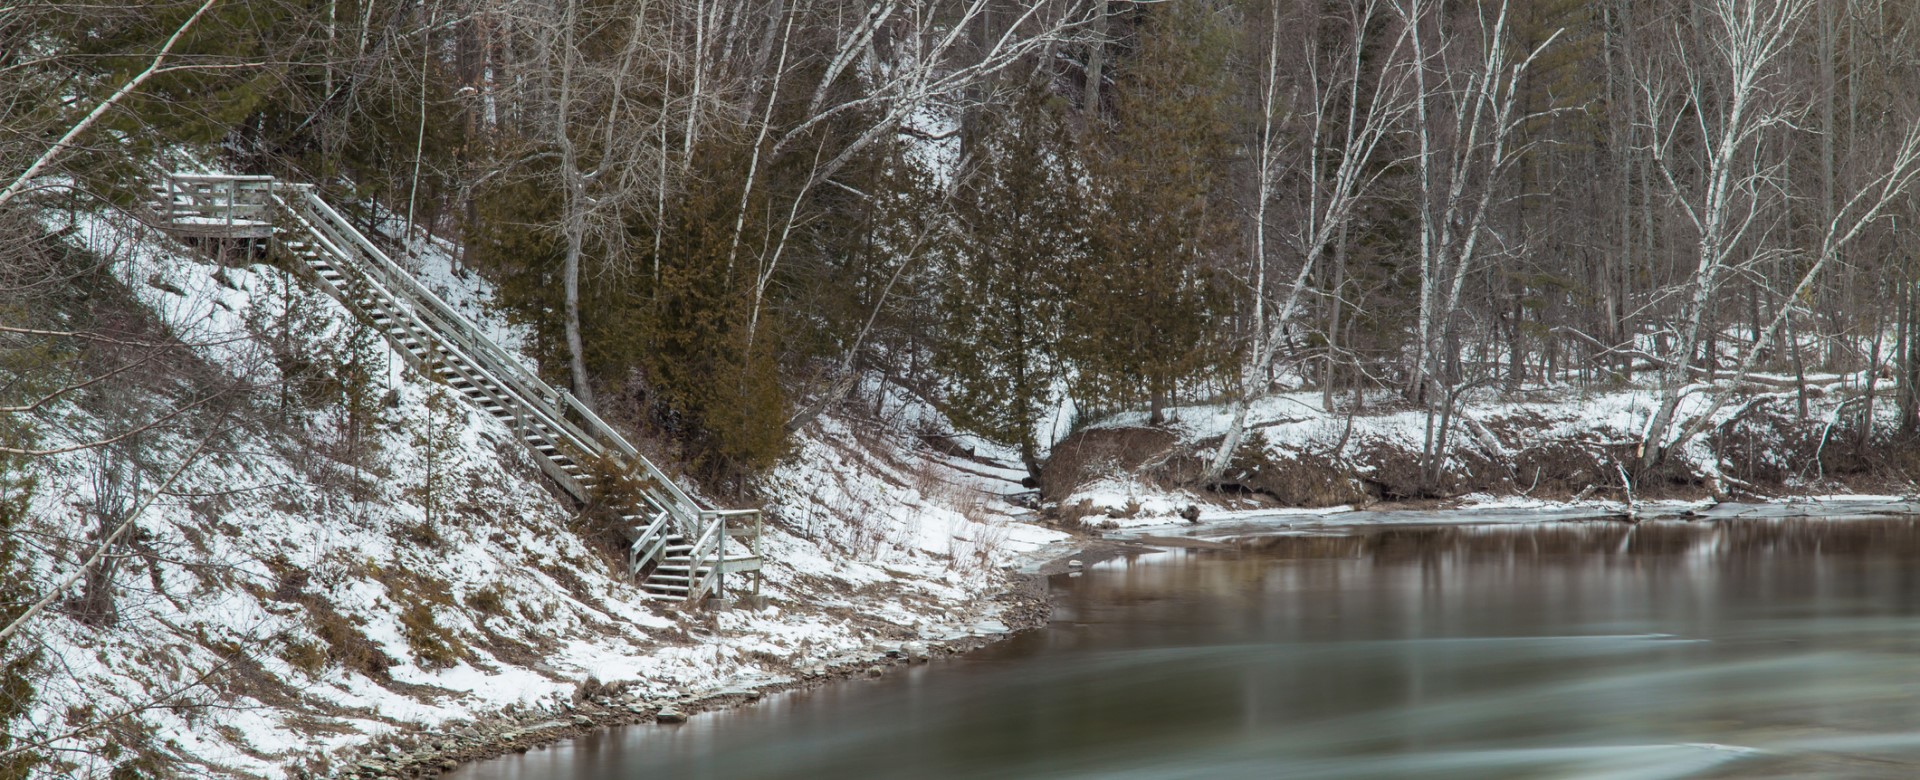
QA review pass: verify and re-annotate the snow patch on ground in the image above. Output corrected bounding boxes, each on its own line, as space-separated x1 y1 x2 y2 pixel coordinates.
12 208 1066 778
1055 380 1910 530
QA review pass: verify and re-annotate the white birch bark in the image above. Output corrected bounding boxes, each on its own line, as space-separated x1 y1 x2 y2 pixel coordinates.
1204 0 1413 482
0 0 221 209
1635 0 1812 468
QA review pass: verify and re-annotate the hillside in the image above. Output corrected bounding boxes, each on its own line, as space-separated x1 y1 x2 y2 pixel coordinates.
9 0 1920 775
4 206 1064 778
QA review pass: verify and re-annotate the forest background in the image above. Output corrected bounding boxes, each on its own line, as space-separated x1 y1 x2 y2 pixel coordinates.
12 0 1920 495
9 0 1920 773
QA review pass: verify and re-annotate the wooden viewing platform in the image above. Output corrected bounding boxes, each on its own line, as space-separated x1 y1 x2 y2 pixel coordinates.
151 173 279 239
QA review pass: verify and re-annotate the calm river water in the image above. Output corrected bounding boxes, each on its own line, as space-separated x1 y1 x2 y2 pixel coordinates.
449 518 1920 779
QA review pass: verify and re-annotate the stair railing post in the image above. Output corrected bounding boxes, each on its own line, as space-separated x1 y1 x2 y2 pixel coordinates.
715 512 727 604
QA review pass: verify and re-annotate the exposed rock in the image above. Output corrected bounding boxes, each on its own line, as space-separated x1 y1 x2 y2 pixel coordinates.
655 708 687 724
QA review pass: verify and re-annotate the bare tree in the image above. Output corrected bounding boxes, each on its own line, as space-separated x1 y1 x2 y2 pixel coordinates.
1204 0 1412 483
735 0 1102 352
1396 0 1561 489
0 0 223 210
1632 0 1920 471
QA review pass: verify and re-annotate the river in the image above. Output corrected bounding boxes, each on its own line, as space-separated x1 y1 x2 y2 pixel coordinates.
448 517 1920 778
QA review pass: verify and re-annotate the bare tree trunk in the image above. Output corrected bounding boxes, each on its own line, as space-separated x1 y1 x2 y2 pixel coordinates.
1083 0 1108 118
1205 0 1411 483
1605 0 1634 382
1787 307 1809 419
1396 0 1560 478
405 3 435 244
553 0 595 410
1862 323 1883 449
1638 0 1814 469
1323 222 1350 413
1507 290 1524 390
1903 279 1919 434
563 227 592 408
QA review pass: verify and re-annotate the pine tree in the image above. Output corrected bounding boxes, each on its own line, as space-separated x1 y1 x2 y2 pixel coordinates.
1068 0 1237 423
0 430 41 780
408 385 462 533
938 79 1087 477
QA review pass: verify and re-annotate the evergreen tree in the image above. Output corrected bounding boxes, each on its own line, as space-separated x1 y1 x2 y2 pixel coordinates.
616 137 791 488
1069 0 1238 423
0 422 41 779
938 80 1087 477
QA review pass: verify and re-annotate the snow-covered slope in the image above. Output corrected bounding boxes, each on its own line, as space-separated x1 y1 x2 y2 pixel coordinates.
1055 383 1906 529
12 209 1066 778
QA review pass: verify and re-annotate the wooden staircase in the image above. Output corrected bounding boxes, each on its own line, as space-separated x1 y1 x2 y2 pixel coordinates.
153 173 762 605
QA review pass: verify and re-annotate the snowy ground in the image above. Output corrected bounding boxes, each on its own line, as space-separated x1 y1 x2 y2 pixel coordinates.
1098 495 1920 550
1052 377 1911 527
10 209 1069 778
16 202 1911 778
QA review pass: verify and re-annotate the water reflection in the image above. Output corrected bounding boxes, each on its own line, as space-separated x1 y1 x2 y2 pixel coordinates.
449 518 1920 779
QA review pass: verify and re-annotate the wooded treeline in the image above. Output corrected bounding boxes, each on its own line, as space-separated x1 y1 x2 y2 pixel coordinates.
8 0 1920 491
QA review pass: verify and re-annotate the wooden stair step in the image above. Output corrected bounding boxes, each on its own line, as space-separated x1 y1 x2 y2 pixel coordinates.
242 182 766 602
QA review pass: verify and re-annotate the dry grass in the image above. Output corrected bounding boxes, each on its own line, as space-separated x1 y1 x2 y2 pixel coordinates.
465 582 510 620
1040 427 1179 502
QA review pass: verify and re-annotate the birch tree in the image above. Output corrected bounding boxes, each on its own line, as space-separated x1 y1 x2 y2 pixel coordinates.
1397 0 1562 488
1204 0 1412 482
1630 0 1920 471
1633 0 1809 470
0 0 221 209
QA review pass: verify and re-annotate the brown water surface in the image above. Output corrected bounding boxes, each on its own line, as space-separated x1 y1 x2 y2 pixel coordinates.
448 518 1920 779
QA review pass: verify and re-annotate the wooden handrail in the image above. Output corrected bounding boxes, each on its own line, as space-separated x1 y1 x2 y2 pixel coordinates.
683 514 728 602
286 192 611 458
277 193 607 470
286 183 714 539
166 173 277 182
161 172 760 602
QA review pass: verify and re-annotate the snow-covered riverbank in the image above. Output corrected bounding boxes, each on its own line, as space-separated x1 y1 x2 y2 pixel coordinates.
1044 380 1918 532
1118 496 1920 544
13 211 1074 778
18 207 1919 779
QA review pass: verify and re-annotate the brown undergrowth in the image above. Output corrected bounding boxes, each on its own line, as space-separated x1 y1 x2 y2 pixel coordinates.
1042 402 1920 513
